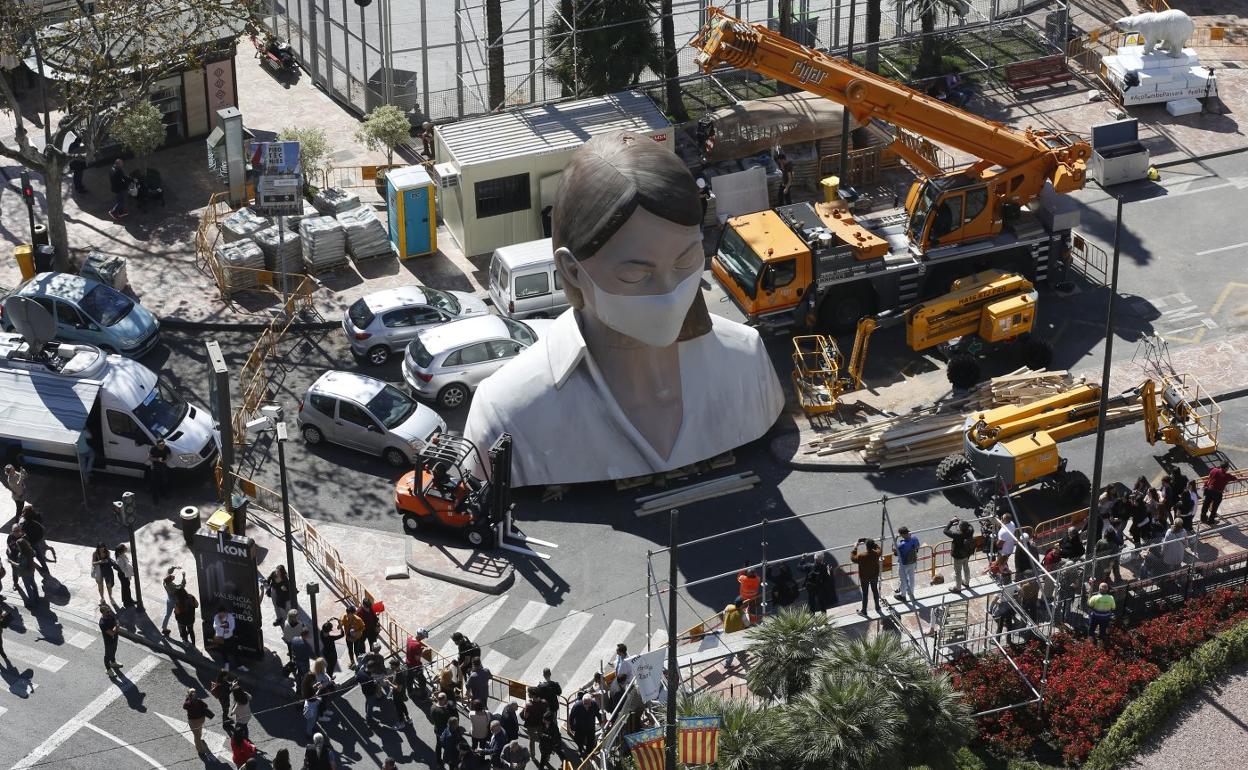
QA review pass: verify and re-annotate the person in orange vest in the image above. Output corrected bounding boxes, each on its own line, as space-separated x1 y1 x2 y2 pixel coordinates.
737 567 761 618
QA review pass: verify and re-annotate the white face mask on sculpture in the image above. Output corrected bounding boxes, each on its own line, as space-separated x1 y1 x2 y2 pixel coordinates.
581 269 701 348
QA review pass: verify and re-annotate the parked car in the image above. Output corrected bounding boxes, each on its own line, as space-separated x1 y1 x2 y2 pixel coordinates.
297 370 447 467
402 315 551 409
343 286 488 365
487 238 569 320
2 272 160 357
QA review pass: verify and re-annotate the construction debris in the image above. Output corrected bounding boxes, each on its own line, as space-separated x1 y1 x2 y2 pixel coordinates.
635 472 761 516
804 369 1145 469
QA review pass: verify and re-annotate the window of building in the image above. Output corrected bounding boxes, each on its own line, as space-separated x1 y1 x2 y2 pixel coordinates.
475 173 531 218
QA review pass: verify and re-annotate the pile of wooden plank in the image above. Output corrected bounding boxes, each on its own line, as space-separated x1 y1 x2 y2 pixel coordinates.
803 369 1144 469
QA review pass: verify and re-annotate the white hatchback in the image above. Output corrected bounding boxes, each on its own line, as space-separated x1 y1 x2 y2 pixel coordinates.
297 371 446 467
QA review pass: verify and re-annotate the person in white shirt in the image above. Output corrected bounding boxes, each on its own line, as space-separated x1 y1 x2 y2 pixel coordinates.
466 131 783 487
993 512 1017 578
213 608 248 673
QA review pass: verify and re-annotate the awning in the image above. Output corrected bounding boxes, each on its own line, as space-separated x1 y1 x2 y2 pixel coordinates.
0 370 101 448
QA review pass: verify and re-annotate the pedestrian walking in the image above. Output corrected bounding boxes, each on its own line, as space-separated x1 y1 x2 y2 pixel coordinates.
108 158 130 219
99 602 122 673
430 690 454 760
721 603 748 667
944 517 976 592
19 506 51 575
114 544 135 607
405 627 430 694
466 658 492 706
496 700 520 742
851 538 883 616
148 438 171 502
1202 462 1232 525
776 152 794 205
801 552 837 612
469 699 491 748
303 732 339 770
534 668 562 715
273 748 292 770
210 669 237 722
174 588 199 646
609 643 633 704
357 654 386 728
341 605 365 666
289 629 314 682
439 716 466 769
266 564 292 625
537 709 564 770
1087 582 1115 644
3 464 27 518
452 631 480 679
388 657 412 730
1160 520 1190 572
183 688 214 756
91 542 117 604
736 568 761 617
486 720 508 765
991 512 1017 582
502 738 532 769
568 694 600 761
359 600 381 648
521 691 547 755
320 620 343 674
303 695 323 741
8 530 39 606
893 526 921 603
0 605 13 669
229 687 253 741
161 566 186 635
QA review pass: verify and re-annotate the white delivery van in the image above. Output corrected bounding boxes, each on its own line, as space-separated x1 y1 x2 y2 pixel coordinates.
0 332 219 478
487 238 569 320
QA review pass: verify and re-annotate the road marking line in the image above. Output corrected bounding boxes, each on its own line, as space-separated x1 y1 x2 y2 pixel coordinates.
0 705 8 718
66 631 94 649
568 619 637 691
648 629 669 652
81 722 168 769
519 611 593 685
1196 241 1248 257
155 711 231 764
481 600 550 675
12 654 161 769
3 638 69 672
438 596 507 661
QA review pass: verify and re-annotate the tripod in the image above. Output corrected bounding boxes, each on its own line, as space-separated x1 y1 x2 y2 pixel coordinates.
1201 66 1218 114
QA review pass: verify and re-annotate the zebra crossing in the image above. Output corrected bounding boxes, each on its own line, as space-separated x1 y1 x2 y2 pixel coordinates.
429 594 653 690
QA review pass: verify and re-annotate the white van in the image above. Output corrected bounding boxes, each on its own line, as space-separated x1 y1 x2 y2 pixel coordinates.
0 332 219 478
487 238 569 320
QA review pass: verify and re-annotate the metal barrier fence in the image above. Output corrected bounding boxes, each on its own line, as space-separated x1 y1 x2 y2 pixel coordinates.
231 281 316 444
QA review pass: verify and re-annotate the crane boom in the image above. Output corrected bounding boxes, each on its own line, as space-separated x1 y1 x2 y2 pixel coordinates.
691 7 1090 201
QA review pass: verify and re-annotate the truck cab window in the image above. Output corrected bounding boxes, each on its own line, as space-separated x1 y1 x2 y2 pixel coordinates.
768 259 797 290
107 410 148 443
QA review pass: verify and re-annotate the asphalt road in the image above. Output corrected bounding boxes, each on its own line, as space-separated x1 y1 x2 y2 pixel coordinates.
11 150 1248 731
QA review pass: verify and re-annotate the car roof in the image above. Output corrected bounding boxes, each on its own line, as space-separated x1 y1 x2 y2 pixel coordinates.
362 286 431 313
310 370 387 402
494 239 553 270
19 272 97 303
417 314 515 355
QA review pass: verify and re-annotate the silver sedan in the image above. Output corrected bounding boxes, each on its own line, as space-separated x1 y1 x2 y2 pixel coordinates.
344 285 488 366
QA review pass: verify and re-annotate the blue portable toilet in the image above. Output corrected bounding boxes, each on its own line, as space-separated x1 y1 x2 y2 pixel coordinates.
386 165 437 259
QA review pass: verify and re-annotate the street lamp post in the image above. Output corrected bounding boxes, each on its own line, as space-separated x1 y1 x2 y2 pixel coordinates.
307 581 320 657
112 491 144 612
275 419 298 610
665 509 679 770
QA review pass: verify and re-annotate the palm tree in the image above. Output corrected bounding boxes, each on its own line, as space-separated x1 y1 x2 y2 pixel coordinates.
777 670 904 770
819 634 974 768
657 0 688 122
486 0 505 109
909 0 970 78
678 692 784 770
545 0 660 98
745 607 843 702
865 0 883 73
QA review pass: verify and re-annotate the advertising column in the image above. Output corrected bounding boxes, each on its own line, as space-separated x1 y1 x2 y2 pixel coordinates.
194 530 264 659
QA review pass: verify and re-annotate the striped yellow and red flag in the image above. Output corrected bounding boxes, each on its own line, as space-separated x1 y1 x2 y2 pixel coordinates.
678 716 721 765
623 727 666 770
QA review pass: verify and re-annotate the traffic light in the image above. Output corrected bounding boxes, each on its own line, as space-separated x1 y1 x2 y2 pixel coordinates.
19 170 34 203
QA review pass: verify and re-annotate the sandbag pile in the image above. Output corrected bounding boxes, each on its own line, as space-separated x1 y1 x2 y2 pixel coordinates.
299 215 349 271
336 206 392 260
284 199 320 233
215 239 265 292
253 225 303 276
219 208 270 243
312 187 361 216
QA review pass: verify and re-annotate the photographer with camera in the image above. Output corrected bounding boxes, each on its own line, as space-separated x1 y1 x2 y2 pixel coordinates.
944 517 977 593
850 538 883 616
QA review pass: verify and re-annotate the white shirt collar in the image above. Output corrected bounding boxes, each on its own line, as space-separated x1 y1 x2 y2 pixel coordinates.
545 310 590 390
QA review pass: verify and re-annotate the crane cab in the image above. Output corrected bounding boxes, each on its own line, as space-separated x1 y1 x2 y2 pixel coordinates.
905 171 1004 251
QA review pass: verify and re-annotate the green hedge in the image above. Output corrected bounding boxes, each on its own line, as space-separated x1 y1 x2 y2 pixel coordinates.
1083 618 1248 770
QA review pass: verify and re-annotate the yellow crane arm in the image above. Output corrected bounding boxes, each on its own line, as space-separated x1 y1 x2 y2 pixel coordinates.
847 317 876 390
691 7 1089 196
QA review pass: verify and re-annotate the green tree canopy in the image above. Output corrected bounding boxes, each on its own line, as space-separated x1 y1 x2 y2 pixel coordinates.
545 0 660 97
354 104 411 166
111 97 164 173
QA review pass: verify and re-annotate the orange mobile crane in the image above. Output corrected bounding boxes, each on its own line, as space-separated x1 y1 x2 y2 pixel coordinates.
691 8 1092 332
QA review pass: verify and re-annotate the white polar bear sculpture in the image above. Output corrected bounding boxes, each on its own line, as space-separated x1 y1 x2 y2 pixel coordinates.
1114 9 1196 58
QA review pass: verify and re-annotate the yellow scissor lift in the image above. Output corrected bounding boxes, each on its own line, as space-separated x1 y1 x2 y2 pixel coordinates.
791 334 845 416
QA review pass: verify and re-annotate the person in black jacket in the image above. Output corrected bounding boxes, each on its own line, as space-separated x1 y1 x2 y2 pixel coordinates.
800 552 837 613
1058 527 1084 561
108 159 129 219
944 517 977 592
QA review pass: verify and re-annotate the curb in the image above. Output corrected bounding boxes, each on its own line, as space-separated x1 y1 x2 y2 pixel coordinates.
1155 144 1248 169
405 537 516 595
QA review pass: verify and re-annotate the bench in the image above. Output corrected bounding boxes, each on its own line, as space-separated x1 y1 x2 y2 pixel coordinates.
1004 56 1073 91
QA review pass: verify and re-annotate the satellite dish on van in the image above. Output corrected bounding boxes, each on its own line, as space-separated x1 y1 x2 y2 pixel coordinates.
3 295 57 349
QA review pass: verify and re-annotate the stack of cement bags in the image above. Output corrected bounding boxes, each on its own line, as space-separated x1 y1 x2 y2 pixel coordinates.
299 215 348 271
284 199 320 233
336 206 392 260
215 240 265 292
313 187 361 216
254 225 304 277
220 208 270 243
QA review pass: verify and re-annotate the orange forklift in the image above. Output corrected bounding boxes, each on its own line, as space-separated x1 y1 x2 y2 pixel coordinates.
394 433 513 548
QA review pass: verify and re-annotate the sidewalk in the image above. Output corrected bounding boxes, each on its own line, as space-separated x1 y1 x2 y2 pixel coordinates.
33 502 483 697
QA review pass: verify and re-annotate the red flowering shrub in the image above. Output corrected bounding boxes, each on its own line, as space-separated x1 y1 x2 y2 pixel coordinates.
949 584 1248 765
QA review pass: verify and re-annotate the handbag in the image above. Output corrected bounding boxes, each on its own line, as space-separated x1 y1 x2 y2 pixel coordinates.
128 180 140 198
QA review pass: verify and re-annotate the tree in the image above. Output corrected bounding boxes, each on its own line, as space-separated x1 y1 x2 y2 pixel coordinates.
909 0 970 77
657 0 687 122
545 0 659 98
778 670 904 770
744 607 843 702
485 0 505 110
354 105 410 166
278 125 333 191
865 0 883 73
0 0 252 269
111 97 164 174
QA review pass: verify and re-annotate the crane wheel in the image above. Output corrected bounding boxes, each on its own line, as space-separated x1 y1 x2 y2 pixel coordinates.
936 452 973 485
947 354 981 390
1022 336 1054 371
1059 470 1091 506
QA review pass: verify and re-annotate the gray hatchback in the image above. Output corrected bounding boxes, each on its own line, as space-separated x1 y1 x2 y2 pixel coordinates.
402 315 551 409
344 286 488 366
